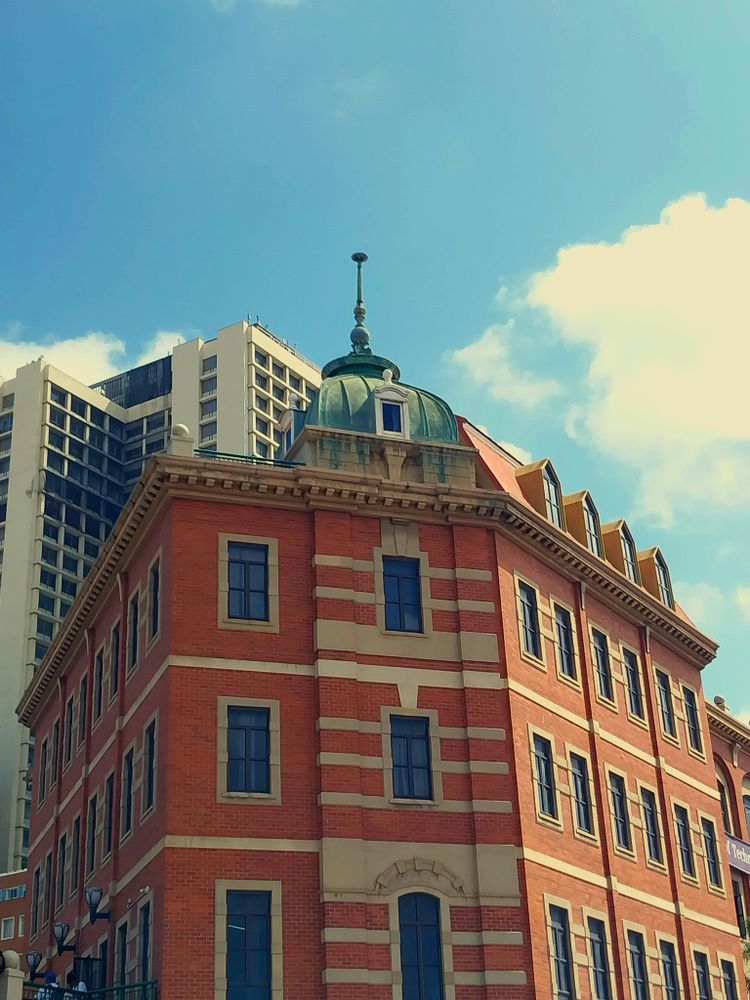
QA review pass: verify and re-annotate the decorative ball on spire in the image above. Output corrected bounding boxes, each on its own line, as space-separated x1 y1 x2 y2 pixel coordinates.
350 251 372 354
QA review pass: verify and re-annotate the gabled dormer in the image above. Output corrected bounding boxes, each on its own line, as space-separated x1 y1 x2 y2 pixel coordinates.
563 490 603 557
639 547 675 609
515 459 566 530
602 520 641 585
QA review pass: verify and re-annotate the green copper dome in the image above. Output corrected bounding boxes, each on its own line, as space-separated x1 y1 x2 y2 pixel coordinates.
303 251 458 445
305 370 459 443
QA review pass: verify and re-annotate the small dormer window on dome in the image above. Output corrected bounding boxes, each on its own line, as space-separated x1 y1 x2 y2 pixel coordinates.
374 369 410 440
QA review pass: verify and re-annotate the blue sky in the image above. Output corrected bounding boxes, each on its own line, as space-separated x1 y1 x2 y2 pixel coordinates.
1 0 748 709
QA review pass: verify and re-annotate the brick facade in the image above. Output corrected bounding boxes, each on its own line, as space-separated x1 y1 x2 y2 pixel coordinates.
15 422 745 998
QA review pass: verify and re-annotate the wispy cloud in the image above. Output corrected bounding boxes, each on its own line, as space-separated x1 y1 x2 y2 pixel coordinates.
0 325 187 387
736 586 750 621
673 580 724 631
449 322 561 408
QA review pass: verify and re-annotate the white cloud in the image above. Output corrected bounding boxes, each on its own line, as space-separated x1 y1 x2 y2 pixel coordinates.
673 580 724 629
497 440 533 465
0 326 185 387
736 586 750 621
450 323 561 408
522 193 750 524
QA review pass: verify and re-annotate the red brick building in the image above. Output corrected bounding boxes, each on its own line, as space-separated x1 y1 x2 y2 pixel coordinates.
14 288 746 999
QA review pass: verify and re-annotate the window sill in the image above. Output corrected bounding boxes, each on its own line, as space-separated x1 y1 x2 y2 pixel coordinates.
520 651 546 671
145 631 161 656
612 845 637 862
645 857 668 874
389 797 440 808
557 670 581 691
595 693 618 713
626 713 648 730
687 746 706 764
219 615 279 634
382 628 427 639
660 731 680 748
535 812 563 832
679 871 699 886
572 826 598 846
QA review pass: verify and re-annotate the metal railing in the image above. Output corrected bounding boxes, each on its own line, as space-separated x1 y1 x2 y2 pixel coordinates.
23 981 158 1000
194 447 302 469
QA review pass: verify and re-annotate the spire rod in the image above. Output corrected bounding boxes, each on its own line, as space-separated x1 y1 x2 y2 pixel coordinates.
350 251 371 353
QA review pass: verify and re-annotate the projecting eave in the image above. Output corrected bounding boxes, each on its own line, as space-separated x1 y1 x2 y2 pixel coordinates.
17 452 718 728
706 701 750 752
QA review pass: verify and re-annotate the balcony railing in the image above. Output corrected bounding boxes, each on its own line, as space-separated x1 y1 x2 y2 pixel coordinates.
23 982 158 1000
194 447 302 469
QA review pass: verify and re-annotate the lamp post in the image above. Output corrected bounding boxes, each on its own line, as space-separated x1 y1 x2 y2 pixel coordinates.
25 950 43 981
52 920 76 955
84 886 111 924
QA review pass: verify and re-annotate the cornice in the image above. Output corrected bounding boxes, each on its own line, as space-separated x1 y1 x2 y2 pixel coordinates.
17 453 717 727
706 702 750 752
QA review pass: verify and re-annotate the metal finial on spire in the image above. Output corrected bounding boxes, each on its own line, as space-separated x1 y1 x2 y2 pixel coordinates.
350 251 371 353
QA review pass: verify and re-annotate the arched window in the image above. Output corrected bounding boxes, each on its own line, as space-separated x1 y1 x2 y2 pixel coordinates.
715 763 735 835
620 526 640 584
398 893 445 1000
583 497 603 557
743 792 750 841
543 465 563 529
655 553 674 608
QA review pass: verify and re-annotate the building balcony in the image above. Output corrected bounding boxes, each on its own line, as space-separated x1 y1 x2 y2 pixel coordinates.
22 981 157 999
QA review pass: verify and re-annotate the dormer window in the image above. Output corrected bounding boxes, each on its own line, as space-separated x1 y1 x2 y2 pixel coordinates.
656 554 674 608
381 401 403 434
583 497 603 557
374 369 410 439
543 466 563 528
621 527 640 584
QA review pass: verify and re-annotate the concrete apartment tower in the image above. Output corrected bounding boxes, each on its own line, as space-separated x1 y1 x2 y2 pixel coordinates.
0 320 319 870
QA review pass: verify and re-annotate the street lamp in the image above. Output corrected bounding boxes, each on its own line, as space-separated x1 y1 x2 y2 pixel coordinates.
84 886 111 924
25 950 43 981
52 921 76 955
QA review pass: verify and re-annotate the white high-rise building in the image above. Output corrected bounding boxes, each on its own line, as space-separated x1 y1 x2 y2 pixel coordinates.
0 320 320 869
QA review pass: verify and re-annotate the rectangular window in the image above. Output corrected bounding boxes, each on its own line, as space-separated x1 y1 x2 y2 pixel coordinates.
627 930 650 1000
50 719 60 786
694 951 711 1000
86 795 98 873
391 716 433 800
570 753 593 834
228 542 269 621
518 581 542 659
64 698 74 765
93 650 105 720
202 355 217 374
128 592 139 670
555 605 576 679
149 559 160 639
122 750 134 836
31 868 40 936
549 905 575 1000
623 649 644 719
226 890 271 999
656 670 677 738
201 375 217 396
116 921 128 984
588 917 612 1000
641 788 663 864
103 774 114 857
660 940 680 1000
701 817 722 888
144 721 156 811
56 834 67 908
533 734 557 820
610 772 632 851
38 738 48 804
721 959 739 1000
78 677 87 745
592 630 614 701
110 623 120 698
683 686 703 753
383 556 423 633
675 804 696 877
0 917 14 940
732 877 746 938
382 401 403 432
138 902 151 981
70 817 80 895
42 853 52 926
227 707 269 793
200 399 217 420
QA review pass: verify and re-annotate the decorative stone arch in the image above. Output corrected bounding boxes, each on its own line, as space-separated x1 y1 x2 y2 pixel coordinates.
375 857 465 898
